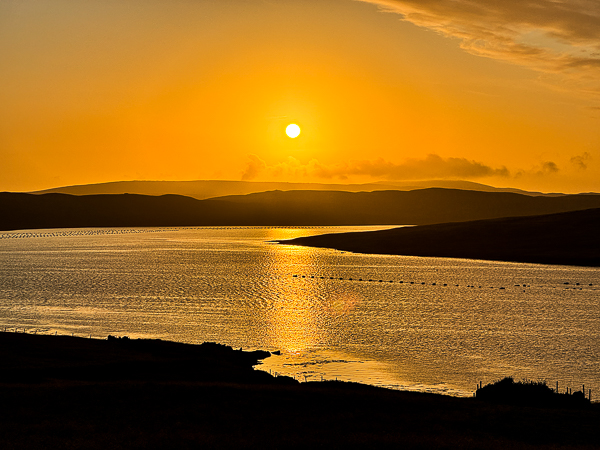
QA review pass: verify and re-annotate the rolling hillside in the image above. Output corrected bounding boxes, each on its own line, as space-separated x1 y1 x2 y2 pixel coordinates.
2 188 600 231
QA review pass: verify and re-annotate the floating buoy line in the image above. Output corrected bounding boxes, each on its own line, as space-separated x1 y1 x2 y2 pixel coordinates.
290 274 596 291
0 226 336 240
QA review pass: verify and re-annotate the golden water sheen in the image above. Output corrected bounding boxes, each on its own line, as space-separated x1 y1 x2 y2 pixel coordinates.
1 227 598 397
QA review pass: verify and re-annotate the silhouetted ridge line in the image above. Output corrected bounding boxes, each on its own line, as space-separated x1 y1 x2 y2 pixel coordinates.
31 179 556 199
280 208 600 267
3 189 600 231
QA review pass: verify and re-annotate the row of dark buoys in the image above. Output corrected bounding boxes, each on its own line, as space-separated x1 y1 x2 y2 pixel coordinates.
563 281 594 291
295 274 394 284
0 227 181 239
0 225 339 239
292 275 512 289
292 275 597 290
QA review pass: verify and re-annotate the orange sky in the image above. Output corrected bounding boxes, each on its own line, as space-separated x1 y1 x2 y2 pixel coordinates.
1 0 599 193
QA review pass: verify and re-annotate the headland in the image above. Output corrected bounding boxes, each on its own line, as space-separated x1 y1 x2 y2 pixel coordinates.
279 208 600 267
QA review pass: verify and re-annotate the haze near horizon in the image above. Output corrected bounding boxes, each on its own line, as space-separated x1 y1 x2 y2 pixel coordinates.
2 0 599 193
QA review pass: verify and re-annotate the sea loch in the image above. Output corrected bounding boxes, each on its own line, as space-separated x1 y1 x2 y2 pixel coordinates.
1 226 598 397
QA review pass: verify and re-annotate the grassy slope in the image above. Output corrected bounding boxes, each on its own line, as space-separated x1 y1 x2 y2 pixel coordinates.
282 208 600 267
0 333 598 449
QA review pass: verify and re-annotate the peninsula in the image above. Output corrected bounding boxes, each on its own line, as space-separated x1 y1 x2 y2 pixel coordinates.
279 208 600 267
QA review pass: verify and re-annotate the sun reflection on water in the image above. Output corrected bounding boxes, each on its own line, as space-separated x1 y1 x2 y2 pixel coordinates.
263 244 324 354
258 236 362 355
254 242 403 386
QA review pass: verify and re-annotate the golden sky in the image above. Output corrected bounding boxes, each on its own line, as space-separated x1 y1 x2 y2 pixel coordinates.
1 0 599 193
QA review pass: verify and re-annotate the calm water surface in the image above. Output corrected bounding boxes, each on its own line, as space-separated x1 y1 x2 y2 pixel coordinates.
1 227 599 397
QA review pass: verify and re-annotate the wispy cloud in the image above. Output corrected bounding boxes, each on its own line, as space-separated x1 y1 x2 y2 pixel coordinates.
570 152 592 170
241 154 509 181
361 0 600 96
515 160 560 179
541 161 559 174
241 155 267 181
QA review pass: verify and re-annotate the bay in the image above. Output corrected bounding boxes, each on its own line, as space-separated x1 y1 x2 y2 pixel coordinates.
1 226 599 397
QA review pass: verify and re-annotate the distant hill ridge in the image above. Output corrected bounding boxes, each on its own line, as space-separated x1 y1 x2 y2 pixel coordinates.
2 188 600 231
30 179 560 199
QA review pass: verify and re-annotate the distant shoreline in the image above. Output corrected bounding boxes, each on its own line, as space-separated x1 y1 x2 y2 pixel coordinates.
278 208 600 267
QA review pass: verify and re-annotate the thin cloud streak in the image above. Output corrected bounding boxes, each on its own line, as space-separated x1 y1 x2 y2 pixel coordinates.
361 0 600 96
515 161 561 179
241 154 510 181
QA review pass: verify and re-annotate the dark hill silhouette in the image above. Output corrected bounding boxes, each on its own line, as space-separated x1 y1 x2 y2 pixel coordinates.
280 208 600 266
371 180 568 196
3 189 600 231
31 179 550 199
211 189 600 225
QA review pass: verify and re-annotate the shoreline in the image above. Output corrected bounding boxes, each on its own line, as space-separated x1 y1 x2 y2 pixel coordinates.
278 208 600 267
1 332 599 449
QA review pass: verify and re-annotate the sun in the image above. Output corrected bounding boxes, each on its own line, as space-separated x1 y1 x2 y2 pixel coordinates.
285 123 301 138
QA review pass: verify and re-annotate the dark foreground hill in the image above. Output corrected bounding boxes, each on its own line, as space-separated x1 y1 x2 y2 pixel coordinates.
3 188 600 231
1 332 598 449
280 208 600 267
